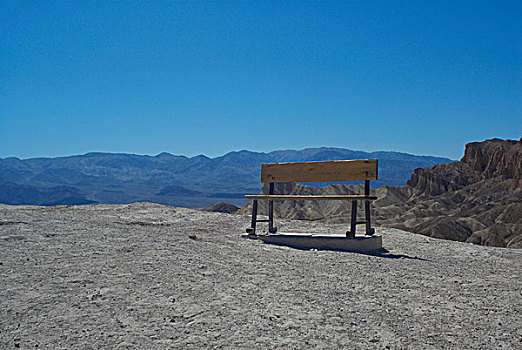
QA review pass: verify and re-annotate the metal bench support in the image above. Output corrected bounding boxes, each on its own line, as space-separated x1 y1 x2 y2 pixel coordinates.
246 200 258 235
364 180 375 235
346 180 374 237
246 183 278 235
268 183 277 233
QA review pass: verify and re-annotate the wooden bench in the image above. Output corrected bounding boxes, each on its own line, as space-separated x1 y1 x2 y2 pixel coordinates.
245 159 378 238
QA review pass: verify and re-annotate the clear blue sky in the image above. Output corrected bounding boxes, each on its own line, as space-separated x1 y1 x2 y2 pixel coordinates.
1 1 520 160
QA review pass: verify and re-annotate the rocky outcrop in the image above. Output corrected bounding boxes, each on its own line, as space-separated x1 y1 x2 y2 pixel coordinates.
406 138 521 197
240 138 522 248
462 138 521 179
201 202 240 214
383 138 522 247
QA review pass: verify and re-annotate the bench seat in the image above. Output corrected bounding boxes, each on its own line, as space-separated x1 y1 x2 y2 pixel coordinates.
245 194 377 201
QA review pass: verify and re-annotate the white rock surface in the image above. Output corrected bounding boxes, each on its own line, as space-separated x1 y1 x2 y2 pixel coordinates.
1 202 521 349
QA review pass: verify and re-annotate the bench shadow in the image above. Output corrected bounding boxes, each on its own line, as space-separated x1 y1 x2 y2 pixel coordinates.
262 242 428 261
359 248 428 261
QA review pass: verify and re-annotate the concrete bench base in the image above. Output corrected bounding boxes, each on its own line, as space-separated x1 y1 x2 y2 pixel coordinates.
243 232 383 253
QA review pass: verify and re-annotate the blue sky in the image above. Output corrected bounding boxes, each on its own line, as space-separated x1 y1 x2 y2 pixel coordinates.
1 1 520 160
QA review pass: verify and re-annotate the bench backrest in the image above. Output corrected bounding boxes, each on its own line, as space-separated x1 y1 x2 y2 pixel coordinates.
260 159 378 183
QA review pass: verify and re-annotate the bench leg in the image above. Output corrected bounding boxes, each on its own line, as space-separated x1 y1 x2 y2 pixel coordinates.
246 200 258 235
365 201 375 235
268 201 277 233
364 180 375 235
346 200 357 238
268 183 277 233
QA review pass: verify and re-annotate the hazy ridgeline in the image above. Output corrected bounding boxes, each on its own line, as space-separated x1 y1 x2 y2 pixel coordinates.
0 147 451 208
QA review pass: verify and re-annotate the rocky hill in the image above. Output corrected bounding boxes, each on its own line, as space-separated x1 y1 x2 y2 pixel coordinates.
0 148 450 209
240 139 521 248
380 138 521 248
201 202 240 213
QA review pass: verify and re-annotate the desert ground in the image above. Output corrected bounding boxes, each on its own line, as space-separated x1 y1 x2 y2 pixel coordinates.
1 202 521 349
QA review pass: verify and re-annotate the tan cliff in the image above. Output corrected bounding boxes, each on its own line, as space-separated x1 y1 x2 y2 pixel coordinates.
407 138 521 197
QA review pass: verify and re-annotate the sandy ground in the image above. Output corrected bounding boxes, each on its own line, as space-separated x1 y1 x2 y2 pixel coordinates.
1 202 521 349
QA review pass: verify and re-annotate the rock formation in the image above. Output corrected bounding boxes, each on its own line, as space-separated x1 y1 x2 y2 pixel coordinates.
201 202 240 214
240 138 522 248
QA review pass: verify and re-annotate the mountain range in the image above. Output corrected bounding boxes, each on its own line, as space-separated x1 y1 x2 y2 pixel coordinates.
0 148 452 208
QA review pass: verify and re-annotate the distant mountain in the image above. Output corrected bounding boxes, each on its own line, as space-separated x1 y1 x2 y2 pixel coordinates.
0 148 452 208
239 139 522 248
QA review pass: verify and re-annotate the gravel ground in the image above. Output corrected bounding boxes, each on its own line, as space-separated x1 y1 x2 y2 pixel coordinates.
1 202 521 349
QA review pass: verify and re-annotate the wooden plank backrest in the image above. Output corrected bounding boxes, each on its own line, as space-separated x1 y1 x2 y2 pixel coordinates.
260 159 378 183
